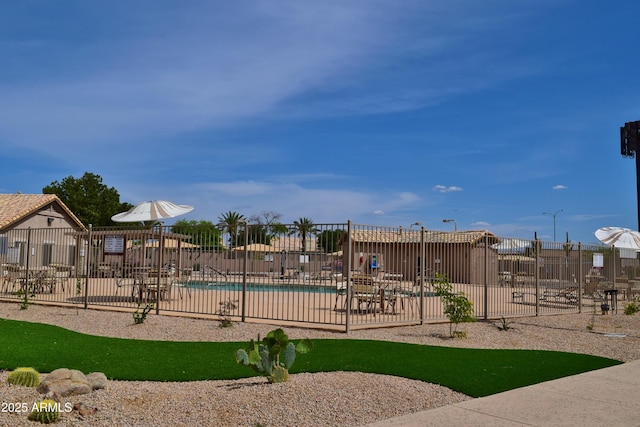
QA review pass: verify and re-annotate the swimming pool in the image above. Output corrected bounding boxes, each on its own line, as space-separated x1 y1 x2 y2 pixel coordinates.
180 281 338 294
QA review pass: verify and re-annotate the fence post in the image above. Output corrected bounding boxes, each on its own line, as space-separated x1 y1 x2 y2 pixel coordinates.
155 225 163 315
534 234 540 316
419 226 425 324
483 233 488 320
578 242 583 313
25 228 32 287
84 225 92 309
345 220 352 333
241 221 248 323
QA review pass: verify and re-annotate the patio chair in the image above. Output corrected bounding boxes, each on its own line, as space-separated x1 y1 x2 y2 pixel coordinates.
114 270 137 301
627 280 640 300
37 268 58 293
1 264 21 294
146 269 174 301
333 280 348 310
414 268 435 289
172 272 191 299
350 273 381 314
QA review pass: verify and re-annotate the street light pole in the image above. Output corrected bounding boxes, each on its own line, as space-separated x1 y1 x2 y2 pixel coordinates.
442 219 457 231
542 209 564 242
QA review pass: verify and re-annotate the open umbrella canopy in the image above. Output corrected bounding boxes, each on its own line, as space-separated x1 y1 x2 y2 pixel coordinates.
491 238 531 253
111 200 194 223
595 227 640 250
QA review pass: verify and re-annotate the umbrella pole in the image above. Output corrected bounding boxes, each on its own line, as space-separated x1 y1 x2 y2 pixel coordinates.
612 245 616 290
156 225 164 315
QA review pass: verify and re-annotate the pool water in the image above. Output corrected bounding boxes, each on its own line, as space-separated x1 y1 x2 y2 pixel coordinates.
181 281 338 294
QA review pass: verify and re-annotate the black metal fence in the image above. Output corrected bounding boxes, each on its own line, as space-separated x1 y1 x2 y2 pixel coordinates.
2 222 638 331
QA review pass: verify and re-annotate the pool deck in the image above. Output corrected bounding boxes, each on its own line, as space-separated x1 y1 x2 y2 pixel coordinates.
0 275 596 330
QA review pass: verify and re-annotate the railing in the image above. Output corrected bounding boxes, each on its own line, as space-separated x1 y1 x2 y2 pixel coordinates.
1 222 636 331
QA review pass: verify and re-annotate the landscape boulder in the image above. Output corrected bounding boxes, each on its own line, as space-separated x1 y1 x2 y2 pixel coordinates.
86 372 108 390
36 368 105 397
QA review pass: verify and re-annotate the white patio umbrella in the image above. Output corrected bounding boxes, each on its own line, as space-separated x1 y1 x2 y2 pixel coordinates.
594 226 640 292
111 200 194 223
595 227 640 250
491 238 531 253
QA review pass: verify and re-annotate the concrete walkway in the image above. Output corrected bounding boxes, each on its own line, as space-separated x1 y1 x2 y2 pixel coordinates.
367 359 640 426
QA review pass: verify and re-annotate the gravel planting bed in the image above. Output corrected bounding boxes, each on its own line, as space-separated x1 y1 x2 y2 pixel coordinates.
1 302 639 426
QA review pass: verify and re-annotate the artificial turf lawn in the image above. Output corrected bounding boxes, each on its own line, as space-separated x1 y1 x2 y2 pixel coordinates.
0 318 622 397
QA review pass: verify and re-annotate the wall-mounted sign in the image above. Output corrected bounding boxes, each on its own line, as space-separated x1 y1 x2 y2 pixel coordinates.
593 253 604 268
104 236 125 254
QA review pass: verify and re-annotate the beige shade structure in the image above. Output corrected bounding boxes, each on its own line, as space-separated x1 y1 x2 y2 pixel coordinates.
233 243 280 252
126 239 197 249
146 239 199 249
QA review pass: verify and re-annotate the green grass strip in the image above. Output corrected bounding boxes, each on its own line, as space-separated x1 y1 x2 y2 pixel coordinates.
0 318 621 397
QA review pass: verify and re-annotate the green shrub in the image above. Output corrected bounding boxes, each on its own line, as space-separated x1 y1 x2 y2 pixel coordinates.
496 316 514 331
216 298 238 328
433 273 476 338
133 302 154 324
624 299 640 315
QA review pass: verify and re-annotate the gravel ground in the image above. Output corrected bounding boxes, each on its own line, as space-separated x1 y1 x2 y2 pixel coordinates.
1 302 639 426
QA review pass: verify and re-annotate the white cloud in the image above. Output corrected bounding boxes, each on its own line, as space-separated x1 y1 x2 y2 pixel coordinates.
171 181 422 224
0 3 395 155
433 185 463 193
472 221 491 227
553 185 568 190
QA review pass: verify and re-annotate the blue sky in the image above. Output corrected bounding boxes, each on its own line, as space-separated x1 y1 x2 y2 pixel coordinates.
1 1 639 244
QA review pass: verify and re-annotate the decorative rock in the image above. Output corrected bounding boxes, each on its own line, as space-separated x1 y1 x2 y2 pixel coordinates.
86 372 108 390
37 368 92 397
73 402 98 416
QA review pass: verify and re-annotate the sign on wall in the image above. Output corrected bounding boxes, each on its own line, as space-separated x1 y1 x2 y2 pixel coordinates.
104 236 125 254
593 252 604 268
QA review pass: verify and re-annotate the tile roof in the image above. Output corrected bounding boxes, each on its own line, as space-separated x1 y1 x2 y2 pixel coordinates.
270 236 319 252
345 229 501 245
0 193 85 230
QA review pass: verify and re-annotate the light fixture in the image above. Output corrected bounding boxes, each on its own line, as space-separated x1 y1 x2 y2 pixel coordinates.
542 209 563 242
47 217 54 226
410 222 422 228
442 219 457 231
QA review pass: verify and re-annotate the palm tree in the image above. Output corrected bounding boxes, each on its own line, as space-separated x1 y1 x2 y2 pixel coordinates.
217 211 246 248
250 211 288 244
291 217 318 254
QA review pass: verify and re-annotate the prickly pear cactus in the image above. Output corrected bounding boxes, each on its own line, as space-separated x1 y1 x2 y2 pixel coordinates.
235 349 250 366
283 342 296 370
235 328 313 383
270 365 289 383
7 367 41 387
28 399 61 424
